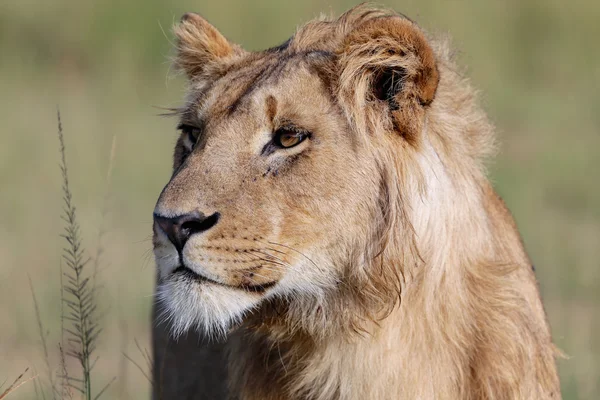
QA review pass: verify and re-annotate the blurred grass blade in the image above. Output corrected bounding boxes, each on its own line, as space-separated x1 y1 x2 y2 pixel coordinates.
28 276 57 399
0 368 36 400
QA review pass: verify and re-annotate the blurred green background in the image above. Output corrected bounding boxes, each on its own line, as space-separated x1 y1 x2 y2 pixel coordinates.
0 0 598 398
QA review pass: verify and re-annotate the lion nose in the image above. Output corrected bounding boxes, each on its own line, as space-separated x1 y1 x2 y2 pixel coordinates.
153 211 220 252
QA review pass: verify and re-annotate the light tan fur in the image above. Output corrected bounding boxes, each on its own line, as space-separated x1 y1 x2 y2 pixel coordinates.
152 5 561 399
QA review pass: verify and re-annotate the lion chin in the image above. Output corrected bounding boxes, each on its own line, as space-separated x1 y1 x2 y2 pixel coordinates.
156 271 259 339
151 4 561 400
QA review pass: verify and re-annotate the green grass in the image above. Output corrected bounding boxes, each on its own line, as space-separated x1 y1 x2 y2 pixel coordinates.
0 0 598 398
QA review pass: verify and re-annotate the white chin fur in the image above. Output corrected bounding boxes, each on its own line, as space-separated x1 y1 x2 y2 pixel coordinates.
156 276 260 340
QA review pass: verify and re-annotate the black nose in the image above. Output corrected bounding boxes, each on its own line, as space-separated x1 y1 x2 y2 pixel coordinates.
154 211 220 252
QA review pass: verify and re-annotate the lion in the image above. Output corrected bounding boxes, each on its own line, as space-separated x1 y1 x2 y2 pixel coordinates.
151 5 561 399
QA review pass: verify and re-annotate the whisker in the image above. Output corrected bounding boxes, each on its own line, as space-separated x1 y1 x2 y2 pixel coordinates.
255 257 288 269
135 235 154 244
263 246 287 256
258 255 293 269
263 240 320 270
249 249 289 266
237 250 264 264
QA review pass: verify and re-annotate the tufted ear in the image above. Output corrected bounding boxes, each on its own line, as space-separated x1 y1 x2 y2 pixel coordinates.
337 16 439 143
173 13 245 79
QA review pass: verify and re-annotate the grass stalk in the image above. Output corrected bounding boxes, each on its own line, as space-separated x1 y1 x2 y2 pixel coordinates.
57 109 99 400
28 276 57 399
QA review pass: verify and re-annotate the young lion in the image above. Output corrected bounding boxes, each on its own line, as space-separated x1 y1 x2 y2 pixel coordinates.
152 5 561 399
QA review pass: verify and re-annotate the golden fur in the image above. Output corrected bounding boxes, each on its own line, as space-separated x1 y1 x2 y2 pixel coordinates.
152 5 561 399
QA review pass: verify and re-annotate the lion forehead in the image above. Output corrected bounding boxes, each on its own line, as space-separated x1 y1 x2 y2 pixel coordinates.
184 50 335 122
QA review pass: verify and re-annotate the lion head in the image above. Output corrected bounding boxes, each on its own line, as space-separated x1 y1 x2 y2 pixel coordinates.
153 5 494 339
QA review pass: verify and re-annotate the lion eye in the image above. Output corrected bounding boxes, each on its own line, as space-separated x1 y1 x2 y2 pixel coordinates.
274 128 308 149
178 124 202 145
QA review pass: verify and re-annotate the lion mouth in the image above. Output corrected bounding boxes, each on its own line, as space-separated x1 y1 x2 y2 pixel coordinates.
173 265 277 293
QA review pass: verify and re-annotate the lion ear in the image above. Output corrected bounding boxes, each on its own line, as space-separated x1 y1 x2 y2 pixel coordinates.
174 13 245 79
338 16 439 143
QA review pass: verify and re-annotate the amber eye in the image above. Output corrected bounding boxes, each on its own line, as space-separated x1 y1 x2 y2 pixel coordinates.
274 128 309 149
178 124 202 145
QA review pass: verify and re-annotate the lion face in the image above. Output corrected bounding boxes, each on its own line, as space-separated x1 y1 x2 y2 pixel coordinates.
154 65 380 336
153 9 439 337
